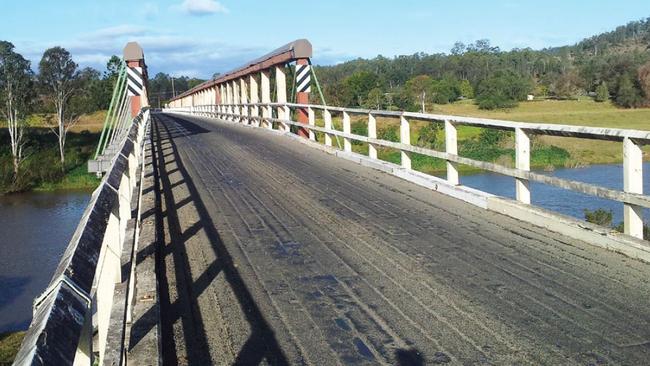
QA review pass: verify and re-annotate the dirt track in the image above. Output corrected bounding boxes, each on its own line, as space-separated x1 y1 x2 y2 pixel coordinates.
150 112 650 365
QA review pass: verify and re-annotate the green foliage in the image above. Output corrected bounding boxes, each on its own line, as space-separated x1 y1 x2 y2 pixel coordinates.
476 71 532 110
351 121 367 145
0 331 25 365
343 71 381 107
405 75 435 111
416 123 441 149
0 129 100 193
431 77 461 104
584 208 613 226
616 75 643 108
459 79 474 98
362 88 386 109
594 82 609 102
478 128 510 146
377 126 399 142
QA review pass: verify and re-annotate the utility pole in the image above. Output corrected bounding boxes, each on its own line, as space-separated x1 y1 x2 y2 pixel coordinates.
171 77 176 97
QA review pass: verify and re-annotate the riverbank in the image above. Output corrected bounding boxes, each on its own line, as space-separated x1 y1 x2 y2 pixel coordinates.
0 129 100 194
0 331 24 365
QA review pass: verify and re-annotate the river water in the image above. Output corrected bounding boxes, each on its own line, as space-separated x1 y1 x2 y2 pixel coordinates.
0 191 91 333
0 163 648 333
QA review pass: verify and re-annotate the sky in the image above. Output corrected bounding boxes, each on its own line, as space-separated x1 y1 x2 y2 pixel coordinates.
2 0 650 79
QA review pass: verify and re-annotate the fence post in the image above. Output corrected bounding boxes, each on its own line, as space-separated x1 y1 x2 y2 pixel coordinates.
261 70 271 129
623 137 644 238
445 119 459 185
226 82 233 120
240 78 248 124
400 115 411 170
324 109 332 147
250 75 259 127
368 113 377 160
308 107 315 141
275 66 288 132
343 111 352 152
515 127 531 204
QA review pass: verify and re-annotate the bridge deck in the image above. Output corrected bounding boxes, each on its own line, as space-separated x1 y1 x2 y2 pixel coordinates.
147 112 650 365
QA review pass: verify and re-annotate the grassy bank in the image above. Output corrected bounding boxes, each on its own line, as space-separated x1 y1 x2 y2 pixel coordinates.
0 331 24 366
0 128 101 194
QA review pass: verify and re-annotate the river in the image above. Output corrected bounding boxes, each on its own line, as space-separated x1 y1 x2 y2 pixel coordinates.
0 191 91 333
0 163 648 333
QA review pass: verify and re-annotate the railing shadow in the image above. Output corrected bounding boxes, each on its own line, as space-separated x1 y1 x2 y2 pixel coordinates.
136 113 288 365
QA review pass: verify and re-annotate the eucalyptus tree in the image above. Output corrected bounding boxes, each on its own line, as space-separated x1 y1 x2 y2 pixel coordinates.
38 46 79 170
0 41 34 182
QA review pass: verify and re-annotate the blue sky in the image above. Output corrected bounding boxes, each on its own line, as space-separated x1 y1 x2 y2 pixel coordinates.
2 0 650 79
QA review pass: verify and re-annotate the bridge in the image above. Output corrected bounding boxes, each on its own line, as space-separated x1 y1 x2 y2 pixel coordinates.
12 40 650 365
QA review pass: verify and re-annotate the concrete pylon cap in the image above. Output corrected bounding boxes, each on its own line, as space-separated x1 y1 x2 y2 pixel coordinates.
123 42 144 61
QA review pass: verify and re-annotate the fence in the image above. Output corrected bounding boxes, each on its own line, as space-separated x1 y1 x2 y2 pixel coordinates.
167 102 649 240
13 109 151 366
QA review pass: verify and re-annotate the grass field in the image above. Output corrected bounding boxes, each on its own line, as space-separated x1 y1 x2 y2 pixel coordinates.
432 98 650 165
24 110 107 133
0 332 24 366
311 98 649 172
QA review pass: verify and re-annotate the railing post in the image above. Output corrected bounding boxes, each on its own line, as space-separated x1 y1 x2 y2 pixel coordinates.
226 82 233 120
343 111 352 152
250 75 259 127
368 113 377 160
400 115 411 169
275 65 288 132
324 109 332 147
445 119 459 185
233 79 241 122
623 137 644 238
240 78 248 124
261 70 271 129
308 107 315 141
515 127 531 204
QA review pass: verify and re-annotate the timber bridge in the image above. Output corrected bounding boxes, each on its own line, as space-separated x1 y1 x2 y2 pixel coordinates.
12 40 650 365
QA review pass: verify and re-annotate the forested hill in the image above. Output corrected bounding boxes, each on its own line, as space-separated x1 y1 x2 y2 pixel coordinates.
312 17 650 111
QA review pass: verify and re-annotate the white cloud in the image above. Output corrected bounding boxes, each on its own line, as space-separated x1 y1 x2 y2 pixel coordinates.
142 2 160 18
178 0 228 16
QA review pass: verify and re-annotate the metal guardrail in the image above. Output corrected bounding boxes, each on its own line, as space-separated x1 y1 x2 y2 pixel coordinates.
167 103 649 240
13 109 151 366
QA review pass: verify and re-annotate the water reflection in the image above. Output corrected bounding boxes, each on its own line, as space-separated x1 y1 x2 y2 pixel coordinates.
462 162 650 226
0 191 90 333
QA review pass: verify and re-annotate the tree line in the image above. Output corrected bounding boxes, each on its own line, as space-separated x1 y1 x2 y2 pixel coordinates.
313 18 650 111
0 41 123 189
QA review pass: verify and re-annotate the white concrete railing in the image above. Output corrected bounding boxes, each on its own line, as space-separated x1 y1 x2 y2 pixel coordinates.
167 103 649 240
13 109 151 366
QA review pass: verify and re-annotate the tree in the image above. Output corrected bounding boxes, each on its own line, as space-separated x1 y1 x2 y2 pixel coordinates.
615 75 642 108
594 82 609 102
362 87 386 110
38 46 80 170
637 60 650 104
549 70 582 99
431 77 461 104
343 71 380 107
0 41 34 183
405 75 435 112
475 71 533 110
459 79 474 98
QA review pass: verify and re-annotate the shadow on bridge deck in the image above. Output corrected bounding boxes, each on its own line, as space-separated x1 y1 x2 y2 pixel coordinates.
142 112 650 365
147 116 289 365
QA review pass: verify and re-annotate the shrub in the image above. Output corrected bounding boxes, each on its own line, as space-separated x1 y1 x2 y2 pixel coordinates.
476 71 532 110
584 208 613 226
594 83 609 102
416 123 441 149
378 126 399 142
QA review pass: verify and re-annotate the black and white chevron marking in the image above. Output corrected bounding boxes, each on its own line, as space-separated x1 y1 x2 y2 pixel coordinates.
296 64 311 93
127 67 144 96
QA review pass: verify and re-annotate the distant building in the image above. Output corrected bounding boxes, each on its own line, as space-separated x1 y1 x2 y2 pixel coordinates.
527 94 534 101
